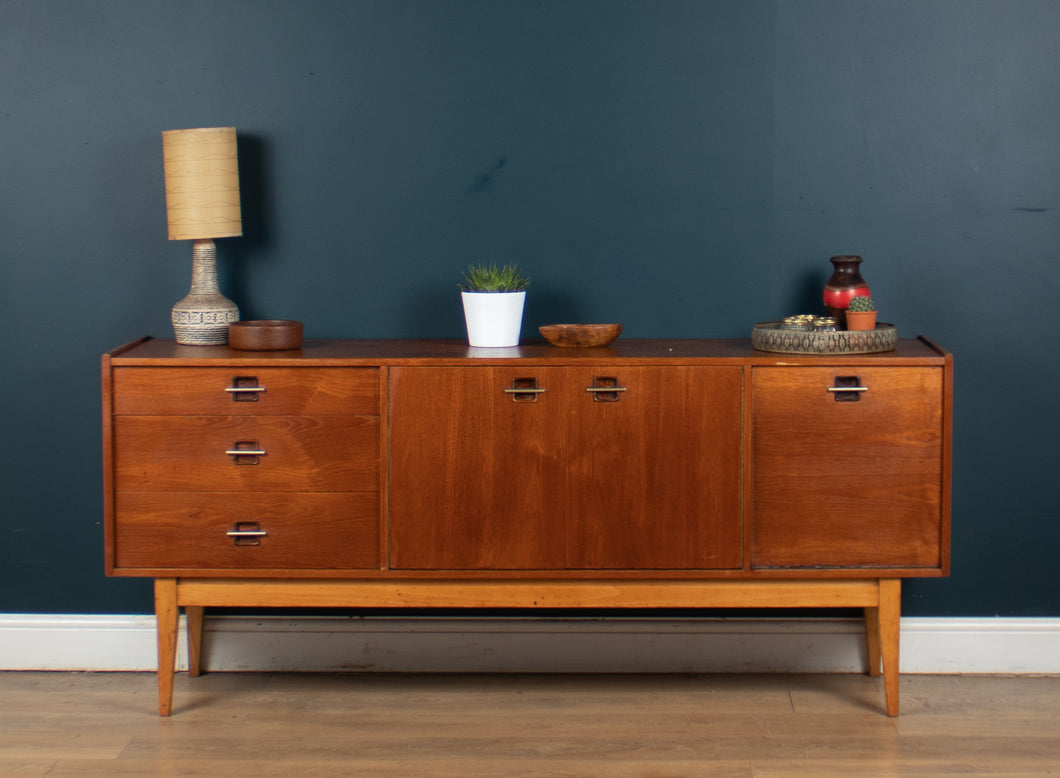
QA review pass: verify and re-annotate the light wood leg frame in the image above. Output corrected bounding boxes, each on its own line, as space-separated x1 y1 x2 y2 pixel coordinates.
876 578 902 716
153 579 179 718
185 606 205 678
154 577 903 717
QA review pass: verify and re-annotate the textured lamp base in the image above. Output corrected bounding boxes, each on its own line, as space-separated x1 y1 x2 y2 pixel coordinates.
171 239 239 345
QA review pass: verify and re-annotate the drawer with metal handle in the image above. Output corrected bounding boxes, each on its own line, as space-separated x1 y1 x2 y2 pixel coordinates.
111 367 380 415
113 415 379 492
112 492 380 571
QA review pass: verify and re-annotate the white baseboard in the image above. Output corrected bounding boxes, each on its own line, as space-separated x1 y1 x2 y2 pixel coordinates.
1 615 1058 675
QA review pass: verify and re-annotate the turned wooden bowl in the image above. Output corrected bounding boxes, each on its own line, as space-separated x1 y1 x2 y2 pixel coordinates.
539 323 623 348
228 320 304 351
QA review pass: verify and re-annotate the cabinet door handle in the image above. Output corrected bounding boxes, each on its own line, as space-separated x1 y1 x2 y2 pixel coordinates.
505 378 545 402
586 377 627 402
224 386 266 394
225 530 268 538
826 386 868 393
225 448 267 456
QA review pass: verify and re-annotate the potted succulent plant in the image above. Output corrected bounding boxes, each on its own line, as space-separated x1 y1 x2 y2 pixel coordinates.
844 295 878 331
459 262 531 347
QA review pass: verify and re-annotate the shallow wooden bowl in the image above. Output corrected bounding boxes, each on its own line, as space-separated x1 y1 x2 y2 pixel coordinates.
539 323 623 348
228 320 304 351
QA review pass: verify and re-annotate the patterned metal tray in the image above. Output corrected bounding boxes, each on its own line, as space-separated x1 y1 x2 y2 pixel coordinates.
751 322 898 354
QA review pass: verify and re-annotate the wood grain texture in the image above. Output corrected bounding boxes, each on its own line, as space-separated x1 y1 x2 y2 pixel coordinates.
565 366 743 570
113 415 379 492
389 366 568 570
113 493 380 570
3 672 1058 776
102 338 953 718
112 366 379 415
153 579 178 716
390 366 745 571
104 336 948 365
751 367 945 569
173 579 886 609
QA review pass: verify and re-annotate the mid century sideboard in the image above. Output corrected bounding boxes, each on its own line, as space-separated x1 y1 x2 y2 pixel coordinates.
102 336 952 715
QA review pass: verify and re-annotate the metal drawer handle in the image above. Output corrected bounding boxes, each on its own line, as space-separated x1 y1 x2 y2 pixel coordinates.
503 387 546 394
227 523 267 546
829 376 867 402
586 386 628 394
226 377 266 403
226 441 266 464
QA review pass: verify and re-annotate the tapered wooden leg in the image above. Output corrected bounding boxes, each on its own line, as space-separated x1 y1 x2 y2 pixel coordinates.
878 578 902 717
864 605 882 677
154 578 179 717
186 606 204 677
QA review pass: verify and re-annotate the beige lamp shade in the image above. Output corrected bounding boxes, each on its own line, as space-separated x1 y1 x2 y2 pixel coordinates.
162 127 243 240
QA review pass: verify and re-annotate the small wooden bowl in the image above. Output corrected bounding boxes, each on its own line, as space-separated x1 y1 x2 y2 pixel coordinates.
539 323 623 348
228 320 304 351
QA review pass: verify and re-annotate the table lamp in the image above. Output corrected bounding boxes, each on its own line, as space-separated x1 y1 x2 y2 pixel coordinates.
162 126 242 345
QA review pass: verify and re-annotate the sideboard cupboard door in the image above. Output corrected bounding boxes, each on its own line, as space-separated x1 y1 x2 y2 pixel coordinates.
388 366 567 570
565 366 743 570
751 366 945 570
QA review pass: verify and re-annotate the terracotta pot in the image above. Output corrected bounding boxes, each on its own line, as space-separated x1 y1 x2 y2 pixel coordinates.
844 310 878 331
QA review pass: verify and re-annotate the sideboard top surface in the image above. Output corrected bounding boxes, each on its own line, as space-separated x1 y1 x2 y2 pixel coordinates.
106 336 949 366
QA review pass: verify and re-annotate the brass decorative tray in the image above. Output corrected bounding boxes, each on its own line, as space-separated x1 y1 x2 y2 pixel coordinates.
751 322 898 354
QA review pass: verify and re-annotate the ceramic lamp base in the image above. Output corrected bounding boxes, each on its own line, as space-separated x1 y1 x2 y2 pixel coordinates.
171 239 239 345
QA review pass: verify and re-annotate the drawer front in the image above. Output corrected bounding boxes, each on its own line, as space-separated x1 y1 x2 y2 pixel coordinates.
113 492 380 569
114 415 379 492
751 366 944 569
111 367 379 415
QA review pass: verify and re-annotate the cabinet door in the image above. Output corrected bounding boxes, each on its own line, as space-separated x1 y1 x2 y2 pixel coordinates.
751 367 944 569
565 367 743 570
389 366 567 570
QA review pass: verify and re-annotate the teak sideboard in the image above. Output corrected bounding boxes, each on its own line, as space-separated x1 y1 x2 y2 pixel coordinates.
101 336 952 716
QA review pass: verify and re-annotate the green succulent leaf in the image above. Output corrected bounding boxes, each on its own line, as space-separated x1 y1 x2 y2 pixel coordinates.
459 263 531 293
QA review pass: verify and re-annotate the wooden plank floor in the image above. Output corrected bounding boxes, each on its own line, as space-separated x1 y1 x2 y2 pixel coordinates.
1 672 1058 776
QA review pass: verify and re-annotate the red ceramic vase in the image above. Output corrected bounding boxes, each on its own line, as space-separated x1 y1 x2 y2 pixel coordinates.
823 255 871 320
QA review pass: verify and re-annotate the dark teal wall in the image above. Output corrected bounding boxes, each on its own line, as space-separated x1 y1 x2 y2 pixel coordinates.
2 1 1057 616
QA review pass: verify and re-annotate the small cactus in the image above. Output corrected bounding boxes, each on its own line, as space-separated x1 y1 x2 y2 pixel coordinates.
848 295 875 312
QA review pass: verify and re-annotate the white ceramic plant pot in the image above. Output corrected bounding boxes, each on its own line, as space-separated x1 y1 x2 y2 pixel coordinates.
461 291 526 347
